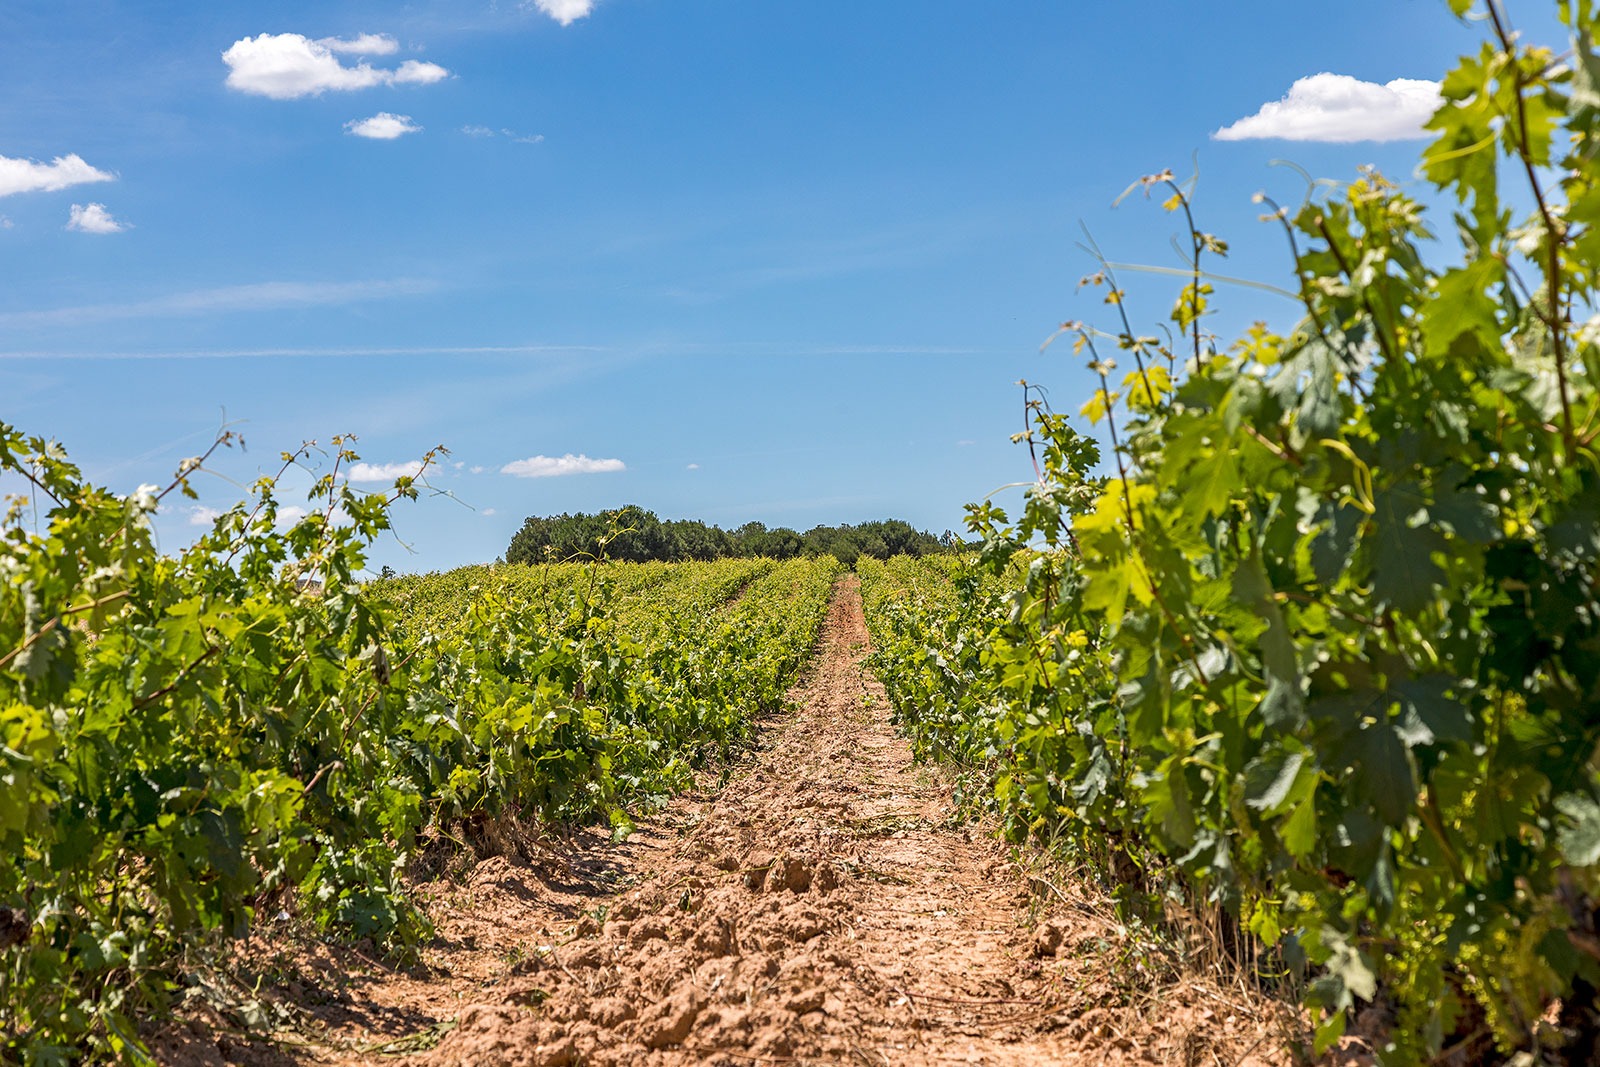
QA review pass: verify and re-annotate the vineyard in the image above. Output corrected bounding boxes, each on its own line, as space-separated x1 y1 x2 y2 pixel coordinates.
8 0 1600 1064
0 437 839 1063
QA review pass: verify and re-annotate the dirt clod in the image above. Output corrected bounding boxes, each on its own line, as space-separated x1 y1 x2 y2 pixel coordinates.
636 992 702 1049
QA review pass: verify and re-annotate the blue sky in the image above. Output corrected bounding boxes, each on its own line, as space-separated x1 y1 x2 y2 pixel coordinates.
0 0 1532 571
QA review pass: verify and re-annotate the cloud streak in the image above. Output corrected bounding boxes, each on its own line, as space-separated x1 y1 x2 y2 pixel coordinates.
0 278 438 329
320 33 399 55
459 125 544 144
501 454 625 478
0 343 604 360
0 153 115 198
223 33 448 99
1214 73 1441 143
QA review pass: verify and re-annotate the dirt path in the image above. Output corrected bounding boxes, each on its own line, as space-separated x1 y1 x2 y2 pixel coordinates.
166 577 1288 1066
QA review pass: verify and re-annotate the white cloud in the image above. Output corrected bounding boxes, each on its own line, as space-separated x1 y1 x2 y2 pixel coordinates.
461 124 495 137
348 460 424 482
277 505 310 526
469 465 485 474
189 505 223 526
482 507 497 516
686 463 699 470
345 112 421 139
0 216 12 229
222 33 448 100
0 153 115 198
501 454 625 478
319 33 398 55
1214 74 1441 143
956 439 975 447
66 202 126 234
530 0 595 26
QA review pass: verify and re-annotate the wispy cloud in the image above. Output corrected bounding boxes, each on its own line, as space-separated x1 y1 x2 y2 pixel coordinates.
1 153 115 198
345 112 421 139
320 33 399 56
348 460 424 482
0 278 437 329
459 125 543 144
1214 74 1441 143
654 222 982 305
0 339 976 361
222 33 448 99
189 505 223 526
529 0 595 26
66 202 126 233
501 454 625 478
686 463 700 470
482 507 497 516
1 216 14 229
0 343 603 360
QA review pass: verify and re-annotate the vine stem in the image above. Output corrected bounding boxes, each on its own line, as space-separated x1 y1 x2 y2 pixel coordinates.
0 589 133 672
1487 0 1575 448
1314 214 1401 373
1082 332 1210 687
1162 177 1205 366
130 644 220 710
1259 194 1370 403
1080 228 1161 410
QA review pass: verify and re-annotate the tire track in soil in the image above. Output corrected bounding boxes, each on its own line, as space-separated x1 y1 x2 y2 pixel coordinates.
173 578 1287 1066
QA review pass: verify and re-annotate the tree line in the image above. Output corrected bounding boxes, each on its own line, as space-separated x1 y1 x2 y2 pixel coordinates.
504 504 954 566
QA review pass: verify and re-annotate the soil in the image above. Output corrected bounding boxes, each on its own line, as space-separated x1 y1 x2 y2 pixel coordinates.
155 577 1292 1067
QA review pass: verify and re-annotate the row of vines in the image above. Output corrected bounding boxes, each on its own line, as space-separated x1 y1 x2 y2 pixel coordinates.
0 431 840 1064
862 2 1600 1062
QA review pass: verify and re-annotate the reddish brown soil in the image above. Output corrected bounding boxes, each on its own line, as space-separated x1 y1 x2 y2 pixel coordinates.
157 577 1291 1066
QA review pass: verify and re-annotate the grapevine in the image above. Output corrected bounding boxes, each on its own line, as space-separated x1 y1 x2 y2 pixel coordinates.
861 3 1600 1060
